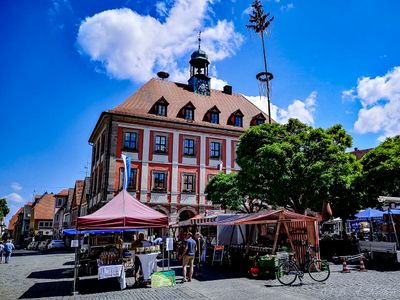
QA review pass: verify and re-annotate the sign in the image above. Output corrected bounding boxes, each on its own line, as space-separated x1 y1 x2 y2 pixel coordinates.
71 240 79 248
212 245 224 265
166 237 174 251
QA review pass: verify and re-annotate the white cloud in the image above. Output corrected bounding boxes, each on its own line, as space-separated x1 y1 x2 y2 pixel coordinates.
244 91 317 125
3 192 25 204
77 0 243 83
242 6 253 16
155 2 168 17
280 3 294 11
349 66 400 140
11 182 22 192
341 88 356 101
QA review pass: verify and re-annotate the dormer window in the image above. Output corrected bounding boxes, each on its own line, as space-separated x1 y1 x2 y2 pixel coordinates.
156 104 167 116
184 108 194 120
250 113 266 126
149 97 169 117
203 105 220 124
228 109 244 127
234 116 243 127
210 112 219 124
177 101 196 121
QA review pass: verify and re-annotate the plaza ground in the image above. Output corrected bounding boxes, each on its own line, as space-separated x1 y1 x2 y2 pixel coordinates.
1 250 399 300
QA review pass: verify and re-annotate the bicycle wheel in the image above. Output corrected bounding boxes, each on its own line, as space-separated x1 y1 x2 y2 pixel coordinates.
276 260 298 286
308 260 330 282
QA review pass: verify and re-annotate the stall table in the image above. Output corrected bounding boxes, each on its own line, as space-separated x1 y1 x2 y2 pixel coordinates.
136 252 160 280
98 264 126 289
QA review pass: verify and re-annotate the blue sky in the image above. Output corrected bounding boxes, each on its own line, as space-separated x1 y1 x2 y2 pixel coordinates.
1 0 400 225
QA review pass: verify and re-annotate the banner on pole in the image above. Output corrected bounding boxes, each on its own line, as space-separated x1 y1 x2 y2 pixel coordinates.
121 154 131 190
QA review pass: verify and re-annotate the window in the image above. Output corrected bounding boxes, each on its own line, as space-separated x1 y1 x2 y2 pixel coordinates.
184 108 194 120
210 112 219 124
56 198 63 207
183 138 195 156
156 104 167 116
256 119 264 125
154 135 167 153
210 142 221 159
234 115 243 127
124 132 138 150
153 171 167 191
182 174 196 193
119 167 138 191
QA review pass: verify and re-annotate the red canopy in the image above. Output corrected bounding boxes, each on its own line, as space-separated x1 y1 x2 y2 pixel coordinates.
77 190 168 229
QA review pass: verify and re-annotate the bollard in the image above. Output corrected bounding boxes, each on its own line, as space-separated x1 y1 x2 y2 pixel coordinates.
341 259 350 273
359 256 367 272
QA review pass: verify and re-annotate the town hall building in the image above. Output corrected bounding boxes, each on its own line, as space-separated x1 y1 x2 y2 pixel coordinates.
87 47 270 223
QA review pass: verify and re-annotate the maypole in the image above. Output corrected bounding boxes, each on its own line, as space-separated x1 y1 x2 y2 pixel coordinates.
246 0 274 124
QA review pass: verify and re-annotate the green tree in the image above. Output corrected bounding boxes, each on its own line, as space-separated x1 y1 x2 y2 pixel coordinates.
205 172 268 213
360 135 400 207
206 119 362 216
0 198 10 219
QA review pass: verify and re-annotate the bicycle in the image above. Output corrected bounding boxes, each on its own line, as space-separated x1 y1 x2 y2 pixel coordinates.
275 245 330 285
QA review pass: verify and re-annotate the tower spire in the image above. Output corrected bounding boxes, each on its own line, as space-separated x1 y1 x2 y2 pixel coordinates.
198 31 202 50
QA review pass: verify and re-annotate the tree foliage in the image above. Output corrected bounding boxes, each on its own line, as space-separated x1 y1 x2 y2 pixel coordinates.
360 135 400 207
0 198 10 219
205 119 362 217
246 0 274 35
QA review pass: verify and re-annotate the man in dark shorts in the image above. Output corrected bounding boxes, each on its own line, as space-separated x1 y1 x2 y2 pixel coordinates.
182 232 197 282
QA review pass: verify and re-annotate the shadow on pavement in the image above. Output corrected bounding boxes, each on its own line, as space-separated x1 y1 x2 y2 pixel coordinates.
63 261 75 266
77 277 123 294
19 281 72 299
27 268 74 279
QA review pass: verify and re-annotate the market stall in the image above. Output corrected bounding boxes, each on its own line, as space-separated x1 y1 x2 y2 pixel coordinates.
72 190 168 294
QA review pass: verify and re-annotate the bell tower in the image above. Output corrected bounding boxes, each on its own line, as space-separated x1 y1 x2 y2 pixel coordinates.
188 32 211 96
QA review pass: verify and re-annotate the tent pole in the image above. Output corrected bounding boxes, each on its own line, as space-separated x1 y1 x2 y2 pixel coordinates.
229 225 235 247
238 225 245 245
72 232 79 295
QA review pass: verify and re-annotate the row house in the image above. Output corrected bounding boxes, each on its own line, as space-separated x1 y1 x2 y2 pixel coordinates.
70 179 84 228
29 193 56 239
52 189 69 239
87 47 271 223
79 177 91 217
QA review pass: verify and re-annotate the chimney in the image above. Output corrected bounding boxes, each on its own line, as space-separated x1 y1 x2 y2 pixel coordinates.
223 85 232 95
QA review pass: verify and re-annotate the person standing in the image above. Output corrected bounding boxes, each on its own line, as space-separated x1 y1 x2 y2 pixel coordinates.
194 232 206 276
4 240 15 264
182 232 197 282
0 241 4 263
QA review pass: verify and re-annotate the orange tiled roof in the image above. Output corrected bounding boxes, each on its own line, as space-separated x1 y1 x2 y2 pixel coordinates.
72 180 84 208
351 148 373 160
108 78 273 132
8 207 23 230
56 189 69 197
33 193 55 220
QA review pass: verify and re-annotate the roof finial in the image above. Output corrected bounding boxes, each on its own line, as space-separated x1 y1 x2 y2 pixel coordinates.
198 31 202 50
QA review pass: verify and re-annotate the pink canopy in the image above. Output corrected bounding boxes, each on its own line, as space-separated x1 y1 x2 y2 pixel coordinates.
77 190 168 229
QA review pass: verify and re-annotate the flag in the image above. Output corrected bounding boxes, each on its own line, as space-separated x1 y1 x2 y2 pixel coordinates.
121 154 131 190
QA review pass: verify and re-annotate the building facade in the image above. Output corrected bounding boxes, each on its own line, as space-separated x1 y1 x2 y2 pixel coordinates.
29 193 56 239
87 48 270 223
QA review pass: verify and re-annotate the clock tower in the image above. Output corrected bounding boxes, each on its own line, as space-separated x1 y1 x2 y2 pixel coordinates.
188 34 211 96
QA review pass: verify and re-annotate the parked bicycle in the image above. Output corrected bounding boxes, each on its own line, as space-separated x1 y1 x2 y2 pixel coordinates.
275 244 330 285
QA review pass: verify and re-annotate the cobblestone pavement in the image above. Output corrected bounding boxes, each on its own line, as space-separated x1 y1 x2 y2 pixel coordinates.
1 251 400 300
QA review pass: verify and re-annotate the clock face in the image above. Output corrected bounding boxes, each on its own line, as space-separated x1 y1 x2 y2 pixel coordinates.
196 79 210 95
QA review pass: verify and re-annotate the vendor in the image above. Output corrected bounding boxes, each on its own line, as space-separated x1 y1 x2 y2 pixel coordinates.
132 233 151 283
